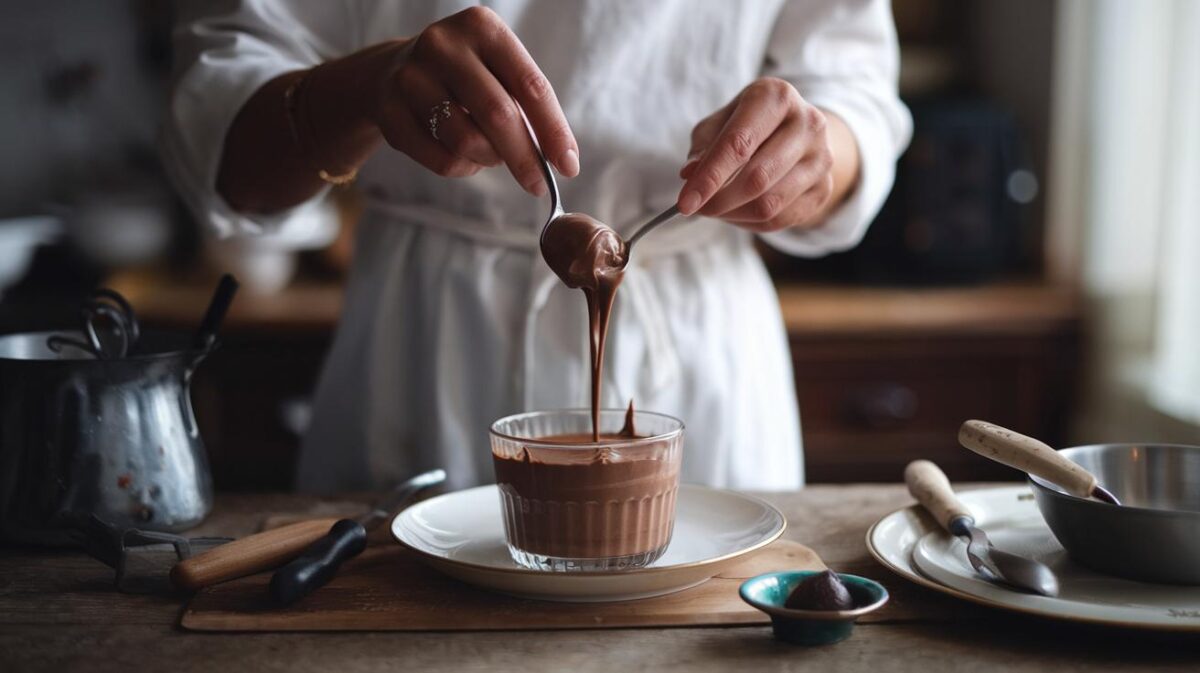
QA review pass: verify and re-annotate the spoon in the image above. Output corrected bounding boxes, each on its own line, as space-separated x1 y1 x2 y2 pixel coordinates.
905 459 1060 596
529 126 680 264
958 420 1121 505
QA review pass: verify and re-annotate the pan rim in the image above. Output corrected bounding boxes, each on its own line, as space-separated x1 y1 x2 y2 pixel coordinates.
1028 442 1200 518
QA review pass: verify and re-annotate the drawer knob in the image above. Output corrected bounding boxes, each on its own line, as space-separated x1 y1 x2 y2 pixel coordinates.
845 384 918 429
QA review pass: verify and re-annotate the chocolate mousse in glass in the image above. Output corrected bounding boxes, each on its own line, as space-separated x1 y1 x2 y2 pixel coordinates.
489 408 684 572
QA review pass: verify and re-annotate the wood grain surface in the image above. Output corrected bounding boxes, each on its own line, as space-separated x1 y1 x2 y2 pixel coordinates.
4 486 1199 673
181 540 824 632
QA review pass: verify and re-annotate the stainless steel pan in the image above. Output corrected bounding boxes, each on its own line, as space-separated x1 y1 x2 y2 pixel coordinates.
959 420 1200 585
1029 443 1200 585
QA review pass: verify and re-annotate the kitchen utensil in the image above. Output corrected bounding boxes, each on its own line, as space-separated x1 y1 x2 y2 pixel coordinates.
530 121 569 243
171 469 445 593
71 514 229 593
268 468 446 604
170 518 341 591
904 460 1059 596
958 419 1121 504
1029 443 1200 584
739 571 889 645
45 288 141 359
391 483 786 602
193 273 239 350
867 485 1200 631
624 205 681 254
0 327 215 545
528 122 678 265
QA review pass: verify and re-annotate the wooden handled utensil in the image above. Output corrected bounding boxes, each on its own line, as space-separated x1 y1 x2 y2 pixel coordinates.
171 518 341 591
958 420 1121 505
267 468 445 605
171 468 448 594
904 459 1060 596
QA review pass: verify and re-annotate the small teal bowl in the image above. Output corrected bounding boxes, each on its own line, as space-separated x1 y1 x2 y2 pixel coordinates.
739 571 889 646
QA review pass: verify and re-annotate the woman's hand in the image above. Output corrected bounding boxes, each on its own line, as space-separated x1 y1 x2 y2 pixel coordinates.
367 6 578 194
676 78 858 232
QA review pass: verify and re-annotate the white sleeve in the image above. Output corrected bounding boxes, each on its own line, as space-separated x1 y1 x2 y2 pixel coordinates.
160 0 357 240
757 0 912 257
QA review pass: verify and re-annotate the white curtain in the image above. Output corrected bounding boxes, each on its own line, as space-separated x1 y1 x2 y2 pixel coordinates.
1049 0 1200 436
1149 0 1200 424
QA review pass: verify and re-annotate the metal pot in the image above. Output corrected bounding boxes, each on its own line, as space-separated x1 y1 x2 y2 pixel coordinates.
1029 443 1200 585
0 330 213 545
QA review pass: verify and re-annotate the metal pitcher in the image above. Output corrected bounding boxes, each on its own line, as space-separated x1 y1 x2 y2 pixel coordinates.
0 330 214 545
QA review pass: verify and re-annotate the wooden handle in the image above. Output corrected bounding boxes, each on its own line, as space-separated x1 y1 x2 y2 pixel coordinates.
958 420 1097 498
904 460 972 531
170 517 340 591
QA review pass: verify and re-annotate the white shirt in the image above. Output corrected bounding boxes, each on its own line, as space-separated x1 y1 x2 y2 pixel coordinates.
163 0 911 492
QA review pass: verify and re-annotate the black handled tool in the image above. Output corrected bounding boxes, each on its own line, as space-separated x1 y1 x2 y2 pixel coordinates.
268 469 446 605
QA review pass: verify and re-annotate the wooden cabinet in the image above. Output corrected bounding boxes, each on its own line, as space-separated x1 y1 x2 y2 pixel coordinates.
781 284 1081 482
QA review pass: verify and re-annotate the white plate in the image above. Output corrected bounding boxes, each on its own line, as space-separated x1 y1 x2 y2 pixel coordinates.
867 485 1200 631
391 484 786 602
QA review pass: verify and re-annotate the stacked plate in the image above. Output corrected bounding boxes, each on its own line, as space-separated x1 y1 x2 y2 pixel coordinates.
868 486 1200 631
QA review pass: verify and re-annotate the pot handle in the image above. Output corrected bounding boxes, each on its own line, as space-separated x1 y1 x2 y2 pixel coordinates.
958 420 1098 499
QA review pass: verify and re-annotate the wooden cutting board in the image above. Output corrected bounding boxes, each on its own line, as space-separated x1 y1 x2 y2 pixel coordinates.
181 539 823 632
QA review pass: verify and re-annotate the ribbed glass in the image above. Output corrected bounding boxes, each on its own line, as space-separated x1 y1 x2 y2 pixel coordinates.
490 409 684 572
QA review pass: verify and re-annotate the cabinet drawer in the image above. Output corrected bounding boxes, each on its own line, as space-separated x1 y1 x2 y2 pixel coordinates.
791 334 1077 482
795 359 1020 435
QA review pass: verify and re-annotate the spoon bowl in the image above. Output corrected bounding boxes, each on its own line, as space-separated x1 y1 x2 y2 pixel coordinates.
528 120 680 267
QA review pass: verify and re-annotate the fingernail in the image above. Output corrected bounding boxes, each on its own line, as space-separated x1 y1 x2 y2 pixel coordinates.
678 189 702 215
560 149 580 177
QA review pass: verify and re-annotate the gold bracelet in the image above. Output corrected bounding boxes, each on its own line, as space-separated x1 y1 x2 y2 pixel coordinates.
283 69 359 186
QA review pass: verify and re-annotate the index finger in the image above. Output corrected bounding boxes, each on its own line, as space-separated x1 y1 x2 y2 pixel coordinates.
677 95 787 215
478 26 579 177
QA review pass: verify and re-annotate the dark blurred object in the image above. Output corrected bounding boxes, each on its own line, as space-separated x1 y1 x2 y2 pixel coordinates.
109 269 339 491
0 216 62 298
776 99 1036 285
892 0 960 43
0 283 216 545
71 514 228 594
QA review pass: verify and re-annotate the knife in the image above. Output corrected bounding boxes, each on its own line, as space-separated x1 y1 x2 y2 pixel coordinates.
268 468 446 605
169 469 445 593
904 460 1059 597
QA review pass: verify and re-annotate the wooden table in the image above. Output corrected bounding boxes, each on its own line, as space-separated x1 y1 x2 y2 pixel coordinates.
4 485 1194 672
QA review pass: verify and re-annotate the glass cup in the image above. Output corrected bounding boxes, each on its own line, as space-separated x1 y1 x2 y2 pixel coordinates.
489 409 684 572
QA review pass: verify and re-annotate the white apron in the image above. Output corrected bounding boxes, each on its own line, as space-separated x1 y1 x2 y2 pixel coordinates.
162 0 912 491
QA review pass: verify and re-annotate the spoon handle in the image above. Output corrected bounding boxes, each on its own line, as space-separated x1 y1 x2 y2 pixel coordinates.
521 112 562 218
958 420 1098 498
626 205 681 250
904 460 972 531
